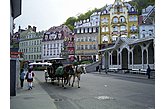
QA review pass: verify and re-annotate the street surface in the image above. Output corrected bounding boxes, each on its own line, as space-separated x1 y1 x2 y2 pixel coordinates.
35 71 155 109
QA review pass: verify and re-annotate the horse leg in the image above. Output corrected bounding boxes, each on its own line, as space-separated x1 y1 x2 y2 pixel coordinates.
68 75 72 86
61 77 64 87
77 75 81 88
57 77 60 86
71 75 75 87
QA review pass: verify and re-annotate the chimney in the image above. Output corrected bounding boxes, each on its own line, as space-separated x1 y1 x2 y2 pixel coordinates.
28 25 32 30
33 26 37 32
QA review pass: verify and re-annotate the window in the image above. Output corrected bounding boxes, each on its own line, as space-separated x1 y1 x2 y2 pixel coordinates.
102 35 108 42
106 27 109 32
120 26 126 31
85 28 88 33
130 25 137 31
81 45 84 50
113 17 118 23
119 16 125 23
93 28 96 32
93 45 96 49
77 29 80 33
85 45 88 49
112 36 117 41
89 28 92 33
89 45 92 49
102 27 105 32
113 26 118 31
85 37 88 41
81 28 84 33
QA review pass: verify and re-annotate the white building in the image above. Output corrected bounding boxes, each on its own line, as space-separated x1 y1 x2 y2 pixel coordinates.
41 25 71 61
139 5 155 39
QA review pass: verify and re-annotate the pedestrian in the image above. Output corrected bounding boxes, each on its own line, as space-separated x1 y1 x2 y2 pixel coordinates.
20 69 26 88
146 65 151 79
26 68 35 90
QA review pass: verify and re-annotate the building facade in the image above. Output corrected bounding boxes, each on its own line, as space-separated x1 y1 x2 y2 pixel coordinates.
99 0 138 49
99 37 154 70
74 12 100 62
98 4 155 71
139 5 155 39
41 25 72 61
63 32 75 62
19 26 43 62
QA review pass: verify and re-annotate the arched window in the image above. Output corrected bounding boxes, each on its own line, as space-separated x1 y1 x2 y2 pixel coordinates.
113 17 118 23
119 16 125 23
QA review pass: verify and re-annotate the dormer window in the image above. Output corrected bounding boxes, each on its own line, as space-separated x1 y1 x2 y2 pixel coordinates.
45 35 48 40
131 7 135 12
58 33 62 39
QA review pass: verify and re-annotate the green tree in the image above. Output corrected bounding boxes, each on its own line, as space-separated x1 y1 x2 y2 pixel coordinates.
64 17 77 31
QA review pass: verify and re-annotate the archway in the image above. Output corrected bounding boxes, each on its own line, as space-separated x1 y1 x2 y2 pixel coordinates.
148 42 154 64
143 50 147 64
130 52 132 64
133 45 142 64
122 48 128 69
112 50 117 65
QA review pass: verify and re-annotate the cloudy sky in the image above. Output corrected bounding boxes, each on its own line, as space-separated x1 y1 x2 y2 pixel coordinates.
14 0 130 32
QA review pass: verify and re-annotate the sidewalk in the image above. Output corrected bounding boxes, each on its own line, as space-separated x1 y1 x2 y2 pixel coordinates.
10 78 57 109
91 71 155 80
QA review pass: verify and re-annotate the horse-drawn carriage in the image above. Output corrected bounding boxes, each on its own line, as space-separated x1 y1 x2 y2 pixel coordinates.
44 58 87 88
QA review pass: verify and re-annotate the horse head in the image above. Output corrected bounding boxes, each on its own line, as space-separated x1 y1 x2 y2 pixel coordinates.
77 65 86 74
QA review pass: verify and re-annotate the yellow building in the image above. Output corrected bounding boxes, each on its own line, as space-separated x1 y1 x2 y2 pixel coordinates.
99 0 138 49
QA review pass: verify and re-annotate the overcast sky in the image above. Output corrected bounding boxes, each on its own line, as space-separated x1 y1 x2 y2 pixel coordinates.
14 0 130 32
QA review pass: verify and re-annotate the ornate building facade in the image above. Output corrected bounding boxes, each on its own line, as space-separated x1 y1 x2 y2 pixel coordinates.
99 0 138 49
98 4 155 71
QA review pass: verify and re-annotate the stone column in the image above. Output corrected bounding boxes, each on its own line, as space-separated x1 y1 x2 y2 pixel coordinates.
132 51 134 69
117 50 119 66
108 52 110 68
128 51 130 69
146 48 149 65
142 49 144 69
111 51 113 67
120 51 122 69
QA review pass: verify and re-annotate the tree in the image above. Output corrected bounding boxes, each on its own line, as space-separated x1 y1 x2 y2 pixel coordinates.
64 17 77 31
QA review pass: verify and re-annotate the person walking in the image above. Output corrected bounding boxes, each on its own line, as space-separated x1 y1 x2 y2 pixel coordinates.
26 68 35 90
146 65 151 79
20 69 26 88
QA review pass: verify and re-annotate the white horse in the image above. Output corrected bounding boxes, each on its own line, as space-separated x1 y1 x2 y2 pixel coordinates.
69 65 86 88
